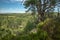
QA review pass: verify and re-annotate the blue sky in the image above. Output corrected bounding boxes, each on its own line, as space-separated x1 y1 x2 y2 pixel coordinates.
0 0 26 13
0 0 59 13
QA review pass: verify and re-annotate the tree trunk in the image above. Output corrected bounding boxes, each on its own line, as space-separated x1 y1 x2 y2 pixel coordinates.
36 0 45 23
57 8 59 17
37 10 45 23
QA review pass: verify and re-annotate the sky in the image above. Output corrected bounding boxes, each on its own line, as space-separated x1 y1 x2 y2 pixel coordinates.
0 0 59 13
0 0 26 13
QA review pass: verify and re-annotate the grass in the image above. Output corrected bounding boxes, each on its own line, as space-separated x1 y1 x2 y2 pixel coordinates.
0 13 60 40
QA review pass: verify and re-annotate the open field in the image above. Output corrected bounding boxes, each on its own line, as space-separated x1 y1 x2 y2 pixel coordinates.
0 13 60 40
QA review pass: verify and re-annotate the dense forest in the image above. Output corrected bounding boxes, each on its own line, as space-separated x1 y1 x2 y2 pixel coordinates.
0 0 60 40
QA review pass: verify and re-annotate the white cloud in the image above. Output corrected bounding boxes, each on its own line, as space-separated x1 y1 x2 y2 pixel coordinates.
10 0 25 2
0 10 25 13
15 0 23 1
0 8 26 13
9 0 25 4
3 0 25 4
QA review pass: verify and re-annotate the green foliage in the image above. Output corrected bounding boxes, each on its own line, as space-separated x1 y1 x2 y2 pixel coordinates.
0 14 60 40
36 18 60 40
